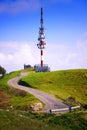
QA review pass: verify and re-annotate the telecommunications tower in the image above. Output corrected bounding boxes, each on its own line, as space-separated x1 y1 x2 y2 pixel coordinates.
37 7 45 67
34 8 50 72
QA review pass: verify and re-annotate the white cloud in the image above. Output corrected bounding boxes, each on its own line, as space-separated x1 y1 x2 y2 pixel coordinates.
0 38 87 73
0 41 39 72
45 39 87 70
0 0 40 13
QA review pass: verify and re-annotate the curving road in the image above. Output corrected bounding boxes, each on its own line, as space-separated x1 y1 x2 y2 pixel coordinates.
8 72 68 112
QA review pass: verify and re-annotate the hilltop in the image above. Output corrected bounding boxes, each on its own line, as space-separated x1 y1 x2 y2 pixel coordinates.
0 68 87 130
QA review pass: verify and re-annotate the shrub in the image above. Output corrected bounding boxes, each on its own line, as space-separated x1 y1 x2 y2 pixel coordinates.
81 104 87 109
0 66 6 77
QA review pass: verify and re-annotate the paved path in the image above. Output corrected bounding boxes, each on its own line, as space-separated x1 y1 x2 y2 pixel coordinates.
8 72 68 112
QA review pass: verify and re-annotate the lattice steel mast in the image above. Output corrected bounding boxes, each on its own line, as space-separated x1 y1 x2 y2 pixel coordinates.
37 8 46 67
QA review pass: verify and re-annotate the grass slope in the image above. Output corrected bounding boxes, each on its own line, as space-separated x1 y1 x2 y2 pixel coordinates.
0 110 87 130
19 69 87 104
0 68 87 130
0 68 41 110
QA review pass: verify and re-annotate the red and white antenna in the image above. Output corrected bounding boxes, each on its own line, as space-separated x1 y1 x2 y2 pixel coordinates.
35 8 50 72
37 8 46 67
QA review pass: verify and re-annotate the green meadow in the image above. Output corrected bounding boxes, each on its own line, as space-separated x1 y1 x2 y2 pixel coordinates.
0 68 87 130
19 69 87 104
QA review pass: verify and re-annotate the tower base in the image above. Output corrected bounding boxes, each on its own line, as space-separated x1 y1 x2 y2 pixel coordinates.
34 64 50 72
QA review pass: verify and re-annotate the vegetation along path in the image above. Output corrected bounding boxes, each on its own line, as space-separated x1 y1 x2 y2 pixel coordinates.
8 72 68 112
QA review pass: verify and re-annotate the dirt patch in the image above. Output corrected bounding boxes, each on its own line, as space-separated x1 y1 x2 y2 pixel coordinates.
0 89 11 108
9 87 27 97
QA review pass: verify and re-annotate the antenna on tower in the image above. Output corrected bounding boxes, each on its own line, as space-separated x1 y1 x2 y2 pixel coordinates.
41 7 43 25
34 8 50 72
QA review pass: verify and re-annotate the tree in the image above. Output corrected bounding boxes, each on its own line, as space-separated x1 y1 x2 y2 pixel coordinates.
0 66 6 77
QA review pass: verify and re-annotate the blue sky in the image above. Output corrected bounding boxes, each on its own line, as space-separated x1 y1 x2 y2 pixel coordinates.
0 0 87 72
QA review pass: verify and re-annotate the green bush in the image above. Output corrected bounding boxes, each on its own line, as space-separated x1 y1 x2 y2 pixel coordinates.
0 66 6 77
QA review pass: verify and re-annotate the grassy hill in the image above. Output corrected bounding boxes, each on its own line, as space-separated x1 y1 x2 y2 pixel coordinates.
0 68 87 130
0 68 41 110
19 69 87 104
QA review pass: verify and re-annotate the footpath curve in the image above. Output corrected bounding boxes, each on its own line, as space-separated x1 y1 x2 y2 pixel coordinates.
8 72 68 112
